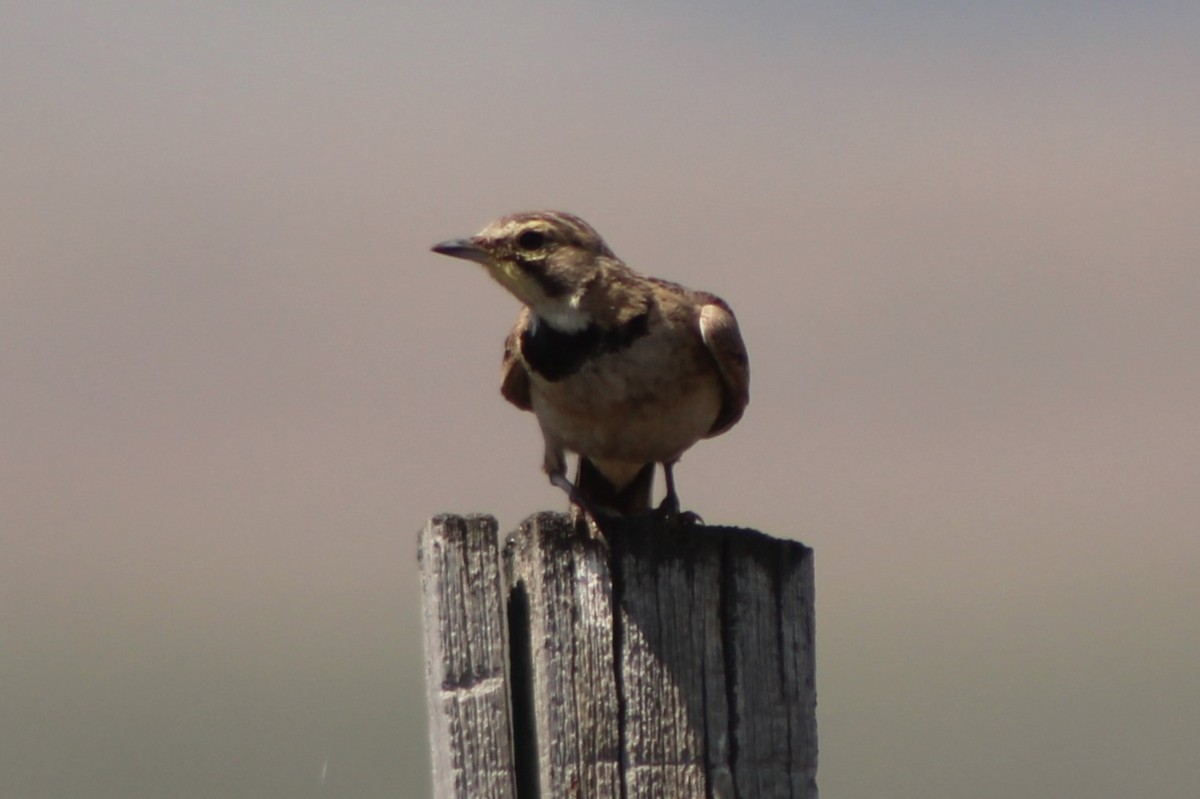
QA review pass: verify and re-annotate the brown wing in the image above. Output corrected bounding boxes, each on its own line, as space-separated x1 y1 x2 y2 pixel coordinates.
500 308 533 411
699 299 750 437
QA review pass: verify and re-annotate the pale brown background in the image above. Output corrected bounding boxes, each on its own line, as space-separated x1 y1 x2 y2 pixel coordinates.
3 2 1198 796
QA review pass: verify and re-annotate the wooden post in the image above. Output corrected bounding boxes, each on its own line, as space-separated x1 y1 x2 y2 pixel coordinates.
419 512 817 799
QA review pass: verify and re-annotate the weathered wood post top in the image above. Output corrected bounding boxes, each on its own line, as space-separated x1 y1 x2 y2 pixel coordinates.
419 512 817 799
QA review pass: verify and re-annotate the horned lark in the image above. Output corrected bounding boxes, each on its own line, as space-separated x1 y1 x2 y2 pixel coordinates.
432 211 749 518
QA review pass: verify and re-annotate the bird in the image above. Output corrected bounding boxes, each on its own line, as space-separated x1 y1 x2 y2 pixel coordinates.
431 210 749 520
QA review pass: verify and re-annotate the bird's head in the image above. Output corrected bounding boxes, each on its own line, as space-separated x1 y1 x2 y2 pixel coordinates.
432 211 617 332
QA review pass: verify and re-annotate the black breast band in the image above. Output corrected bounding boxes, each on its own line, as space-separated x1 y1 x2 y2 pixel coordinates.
521 312 650 381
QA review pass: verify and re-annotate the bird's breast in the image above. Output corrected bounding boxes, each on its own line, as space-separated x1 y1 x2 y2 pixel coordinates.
526 325 721 463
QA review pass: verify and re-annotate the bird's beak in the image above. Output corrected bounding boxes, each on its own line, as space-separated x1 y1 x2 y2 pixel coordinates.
431 237 491 265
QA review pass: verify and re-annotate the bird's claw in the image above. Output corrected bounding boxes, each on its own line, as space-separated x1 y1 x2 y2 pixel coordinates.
570 502 618 542
652 498 704 528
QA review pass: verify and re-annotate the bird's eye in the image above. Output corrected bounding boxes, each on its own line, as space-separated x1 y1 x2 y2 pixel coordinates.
516 230 545 251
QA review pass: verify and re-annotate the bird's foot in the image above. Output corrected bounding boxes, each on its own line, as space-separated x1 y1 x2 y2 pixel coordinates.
554 473 619 540
653 493 704 528
653 463 703 527
570 503 619 542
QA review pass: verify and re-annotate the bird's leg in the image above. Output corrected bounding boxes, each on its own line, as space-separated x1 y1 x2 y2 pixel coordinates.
658 461 681 515
549 472 583 505
550 471 594 533
548 462 615 539
656 461 704 526
545 445 581 504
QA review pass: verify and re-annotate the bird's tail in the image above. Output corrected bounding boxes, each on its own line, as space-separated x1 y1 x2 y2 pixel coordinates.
574 457 654 515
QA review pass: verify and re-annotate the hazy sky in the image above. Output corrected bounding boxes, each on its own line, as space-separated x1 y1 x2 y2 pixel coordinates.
3 2 1198 796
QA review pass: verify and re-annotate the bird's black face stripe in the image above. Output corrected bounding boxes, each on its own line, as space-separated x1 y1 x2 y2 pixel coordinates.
513 256 572 299
521 312 650 381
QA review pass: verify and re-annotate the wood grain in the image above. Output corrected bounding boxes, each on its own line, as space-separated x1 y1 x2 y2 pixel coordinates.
420 512 816 799
419 514 516 799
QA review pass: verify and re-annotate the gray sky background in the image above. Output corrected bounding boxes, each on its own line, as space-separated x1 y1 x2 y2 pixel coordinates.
3 1 1198 796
